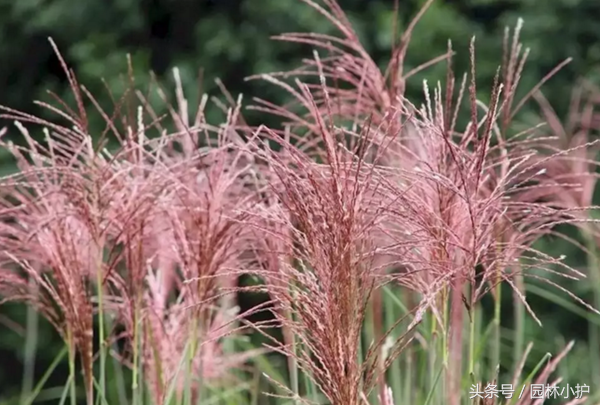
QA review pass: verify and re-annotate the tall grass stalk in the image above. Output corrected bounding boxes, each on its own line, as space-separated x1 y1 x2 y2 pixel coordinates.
67 329 77 405
382 286 403 401
184 316 198 405
512 274 526 374
59 375 74 405
468 303 476 379
584 232 600 388
96 259 107 405
20 279 39 403
131 302 143 405
492 249 503 380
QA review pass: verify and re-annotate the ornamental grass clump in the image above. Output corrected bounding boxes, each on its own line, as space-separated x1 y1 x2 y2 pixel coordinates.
1 0 600 404
249 0 600 403
0 50 265 404
247 86 428 405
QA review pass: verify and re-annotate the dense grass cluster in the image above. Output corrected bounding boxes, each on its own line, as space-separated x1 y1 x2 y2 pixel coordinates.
1 1 600 404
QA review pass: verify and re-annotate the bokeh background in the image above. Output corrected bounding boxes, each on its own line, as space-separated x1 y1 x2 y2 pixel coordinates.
1 0 600 402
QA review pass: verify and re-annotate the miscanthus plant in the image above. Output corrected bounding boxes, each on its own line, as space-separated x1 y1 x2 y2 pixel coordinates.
1 0 600 404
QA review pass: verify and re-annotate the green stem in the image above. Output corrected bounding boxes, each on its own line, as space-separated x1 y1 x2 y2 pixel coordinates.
441 286 448 365
185 314 198 405
584 234 600 388
132 300 142 405
492 269 502 380
438 285 448 403
512 274 525 374
96 257 107 405
403 349 413 404
468 307 476 378
21 280 39 403
384 287 402 400
68 330 77 405
283 308 299 403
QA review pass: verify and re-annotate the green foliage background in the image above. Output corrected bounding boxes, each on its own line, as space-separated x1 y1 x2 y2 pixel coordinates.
1 0 600 402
